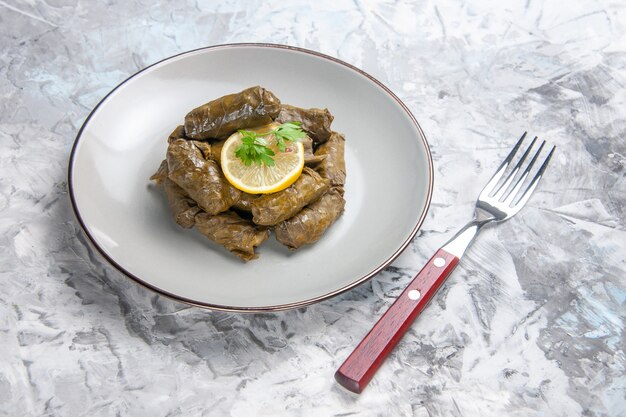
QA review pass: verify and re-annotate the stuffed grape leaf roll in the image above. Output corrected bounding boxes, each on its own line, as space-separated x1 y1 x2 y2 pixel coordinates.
167 125 186 142
162 178 202 229
150 159 201 228
149 159 169 185
314 131 346 188
166 138 241 215
275 104 334 145
250 167 330 226
206 139 225 165
166 125 219 159
301 136 327 167
231 192 258 213
275 188 345 249
195 211 269 261
184 86 281 140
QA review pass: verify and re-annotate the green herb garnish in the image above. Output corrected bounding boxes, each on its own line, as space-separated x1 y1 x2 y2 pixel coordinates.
235 133 276 167
273 122 307 151
235 122 306 166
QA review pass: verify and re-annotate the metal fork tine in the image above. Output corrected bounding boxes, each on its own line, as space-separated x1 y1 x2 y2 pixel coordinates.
503 141 546 206
512 145 556 208
493 136 538 200
480 132 527 197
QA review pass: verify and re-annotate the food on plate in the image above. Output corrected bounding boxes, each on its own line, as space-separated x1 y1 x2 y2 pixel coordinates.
166 138 241 215
231 192 258 213
250 167 330 226
314 131 346 190
162 178 202 229
220 123 306 194
301 136 327 167
149 159 168 184
207 139 225 164
275 188 345 249
276 104 334 145
150 160 201 229
167 125 186 142
184 86 281 140
195 212 270 261
150 86 346 261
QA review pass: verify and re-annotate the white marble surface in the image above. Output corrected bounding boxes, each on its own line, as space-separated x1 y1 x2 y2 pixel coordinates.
1 1 625 416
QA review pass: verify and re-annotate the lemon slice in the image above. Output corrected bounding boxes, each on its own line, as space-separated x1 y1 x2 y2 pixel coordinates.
221 123 305 194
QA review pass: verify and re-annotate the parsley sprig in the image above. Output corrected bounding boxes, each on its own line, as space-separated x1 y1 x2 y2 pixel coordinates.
235 122 306 166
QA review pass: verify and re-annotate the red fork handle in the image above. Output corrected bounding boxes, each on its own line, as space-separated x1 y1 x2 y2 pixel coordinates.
335 248 460 393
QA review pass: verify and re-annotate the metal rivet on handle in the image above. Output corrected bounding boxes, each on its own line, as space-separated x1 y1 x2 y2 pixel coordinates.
433 257 445 267
408 290 421 300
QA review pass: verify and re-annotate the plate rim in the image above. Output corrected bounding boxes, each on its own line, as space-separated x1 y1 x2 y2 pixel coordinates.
67 43 434 313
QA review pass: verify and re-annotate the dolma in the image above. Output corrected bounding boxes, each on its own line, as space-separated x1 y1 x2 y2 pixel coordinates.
191 140 212 159
275 188 345 249
231 192 258 213
276 104 334 145
301 136 327 167
168 125 187 142
162 178 202 229
180 137 225 166
195 211 269 261
150 160 201 228
206 139 225 165
150 160 169 185
184 86 281 140
302 136 314 158
314 131 346 188
166 138 241 215
305 154 327 167
152 87 347 260
250 167 330 226
166 125 217 160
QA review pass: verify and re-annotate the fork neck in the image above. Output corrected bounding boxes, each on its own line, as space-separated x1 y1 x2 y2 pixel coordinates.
441 215 493 258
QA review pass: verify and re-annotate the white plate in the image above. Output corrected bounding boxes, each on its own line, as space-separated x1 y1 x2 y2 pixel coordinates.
69 44 433 312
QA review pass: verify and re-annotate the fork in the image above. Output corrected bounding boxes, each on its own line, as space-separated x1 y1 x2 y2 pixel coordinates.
335 133 555 393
